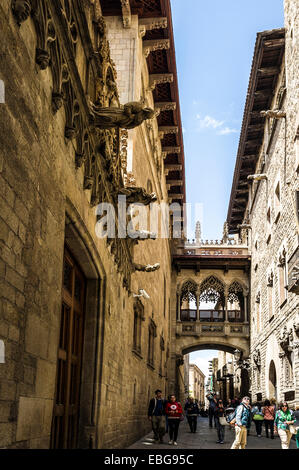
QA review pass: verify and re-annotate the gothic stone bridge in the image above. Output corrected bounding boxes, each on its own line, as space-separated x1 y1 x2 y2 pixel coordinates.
169 238 251 398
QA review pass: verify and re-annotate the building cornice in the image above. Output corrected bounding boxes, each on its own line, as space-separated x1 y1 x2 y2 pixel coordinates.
227 28 285 233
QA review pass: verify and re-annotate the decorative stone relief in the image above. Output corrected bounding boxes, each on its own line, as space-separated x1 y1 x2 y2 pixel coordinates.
143 39 170 58
11 0 31 25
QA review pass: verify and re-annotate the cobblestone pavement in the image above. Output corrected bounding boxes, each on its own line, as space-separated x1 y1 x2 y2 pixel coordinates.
128 417 297 450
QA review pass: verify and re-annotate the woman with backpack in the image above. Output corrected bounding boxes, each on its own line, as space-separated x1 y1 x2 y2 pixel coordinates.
251 402 264 437
274 402 296 449
262 399 275 439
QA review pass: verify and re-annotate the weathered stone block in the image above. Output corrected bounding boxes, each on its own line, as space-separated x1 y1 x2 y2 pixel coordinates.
25 315 49 359
35 359 56 399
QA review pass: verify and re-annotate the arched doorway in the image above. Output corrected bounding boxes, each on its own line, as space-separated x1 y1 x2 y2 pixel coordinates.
51 247 86 449
269 361 277 400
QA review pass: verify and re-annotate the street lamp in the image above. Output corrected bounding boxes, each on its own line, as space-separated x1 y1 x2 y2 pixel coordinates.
233 349 242 362
234 349 250 370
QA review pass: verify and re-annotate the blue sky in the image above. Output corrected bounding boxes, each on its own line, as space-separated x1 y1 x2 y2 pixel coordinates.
171 0 284 241
170 0 284 372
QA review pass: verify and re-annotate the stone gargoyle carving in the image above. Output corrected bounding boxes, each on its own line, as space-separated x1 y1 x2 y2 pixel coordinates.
252 349 261 368
291 265 299 283
89 100 155 130
133 230 157 240
118 187 157 205
279 325 289 351
133 263 160 272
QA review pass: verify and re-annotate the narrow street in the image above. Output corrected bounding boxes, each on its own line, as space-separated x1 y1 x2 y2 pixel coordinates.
129 417 297 450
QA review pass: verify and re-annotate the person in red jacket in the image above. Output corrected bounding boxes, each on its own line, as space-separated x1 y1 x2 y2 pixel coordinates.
165 394 183 445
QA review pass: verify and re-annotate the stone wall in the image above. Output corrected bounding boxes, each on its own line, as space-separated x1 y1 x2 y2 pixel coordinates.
249 0 299 405
0 0 172 449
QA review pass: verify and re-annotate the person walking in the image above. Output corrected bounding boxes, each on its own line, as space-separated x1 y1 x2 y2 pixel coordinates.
274 402 296 449
148 389 167 444
270 397 277 412
294 406 299 449
214 399 226 444
262 399 275 439
206 392 217 428
184 397 200 433
251 402 264 437
165 394 183 446
231 396 251 449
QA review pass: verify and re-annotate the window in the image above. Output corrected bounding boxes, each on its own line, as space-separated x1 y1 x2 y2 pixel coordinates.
278 248 288 307
266 206 271 244
274 182 281 223
295 125 299 172
267 270 274 321
148 320 157 368
133 380 137 405
133 300 144 356
159 336 165 376
255 291 261 334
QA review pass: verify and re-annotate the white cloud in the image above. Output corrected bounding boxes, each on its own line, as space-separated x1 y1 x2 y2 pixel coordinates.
198 115 224 129
218 127 239 135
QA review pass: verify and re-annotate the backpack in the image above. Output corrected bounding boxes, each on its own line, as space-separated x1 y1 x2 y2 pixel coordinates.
226 409 237 424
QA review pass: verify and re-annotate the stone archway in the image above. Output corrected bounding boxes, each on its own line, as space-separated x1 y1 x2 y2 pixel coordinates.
269 360 277 400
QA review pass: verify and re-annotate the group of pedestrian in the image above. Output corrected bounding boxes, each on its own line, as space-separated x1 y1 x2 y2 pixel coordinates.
227 396 298 449
148 390 183 446
148 389 298 449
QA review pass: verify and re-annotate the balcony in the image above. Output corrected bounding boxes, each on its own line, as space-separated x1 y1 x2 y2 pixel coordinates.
179 309 244 323
176 321 249 338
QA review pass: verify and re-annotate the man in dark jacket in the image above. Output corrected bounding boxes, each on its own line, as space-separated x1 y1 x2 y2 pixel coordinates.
148 389 167 443
206 393 217 428
184 397 200 433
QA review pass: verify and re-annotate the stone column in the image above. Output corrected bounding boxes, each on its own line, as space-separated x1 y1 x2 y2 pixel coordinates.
176 292 181 322
244 293 248 323
224 287 228 323
196 293 200 322
279 352 285 401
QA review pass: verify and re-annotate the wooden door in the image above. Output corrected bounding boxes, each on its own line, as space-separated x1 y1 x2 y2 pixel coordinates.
51 248 86 449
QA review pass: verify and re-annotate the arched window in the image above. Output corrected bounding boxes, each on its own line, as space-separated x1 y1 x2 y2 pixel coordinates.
180 280 198 321
199 276 225 322
228 281 244 322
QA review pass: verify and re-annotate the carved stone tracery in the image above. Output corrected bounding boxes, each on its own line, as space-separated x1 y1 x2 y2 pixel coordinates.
11 3 143 291
199 276 225 307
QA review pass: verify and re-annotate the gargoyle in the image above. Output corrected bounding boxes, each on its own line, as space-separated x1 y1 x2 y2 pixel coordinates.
133 230 157 239
133 263 160 272
89 100 155 130
118 187 157 205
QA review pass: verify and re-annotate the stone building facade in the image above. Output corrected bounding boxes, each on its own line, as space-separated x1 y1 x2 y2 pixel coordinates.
227 0 299 406
188 363 205 407
0 0 185 449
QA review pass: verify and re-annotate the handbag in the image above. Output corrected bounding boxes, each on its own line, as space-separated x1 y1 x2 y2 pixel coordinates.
219 416 227 426
253 414 264 421
288 424 297 435
179 414 184 421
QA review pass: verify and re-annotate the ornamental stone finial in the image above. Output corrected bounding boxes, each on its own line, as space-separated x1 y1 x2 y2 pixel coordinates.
195 221 201 244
